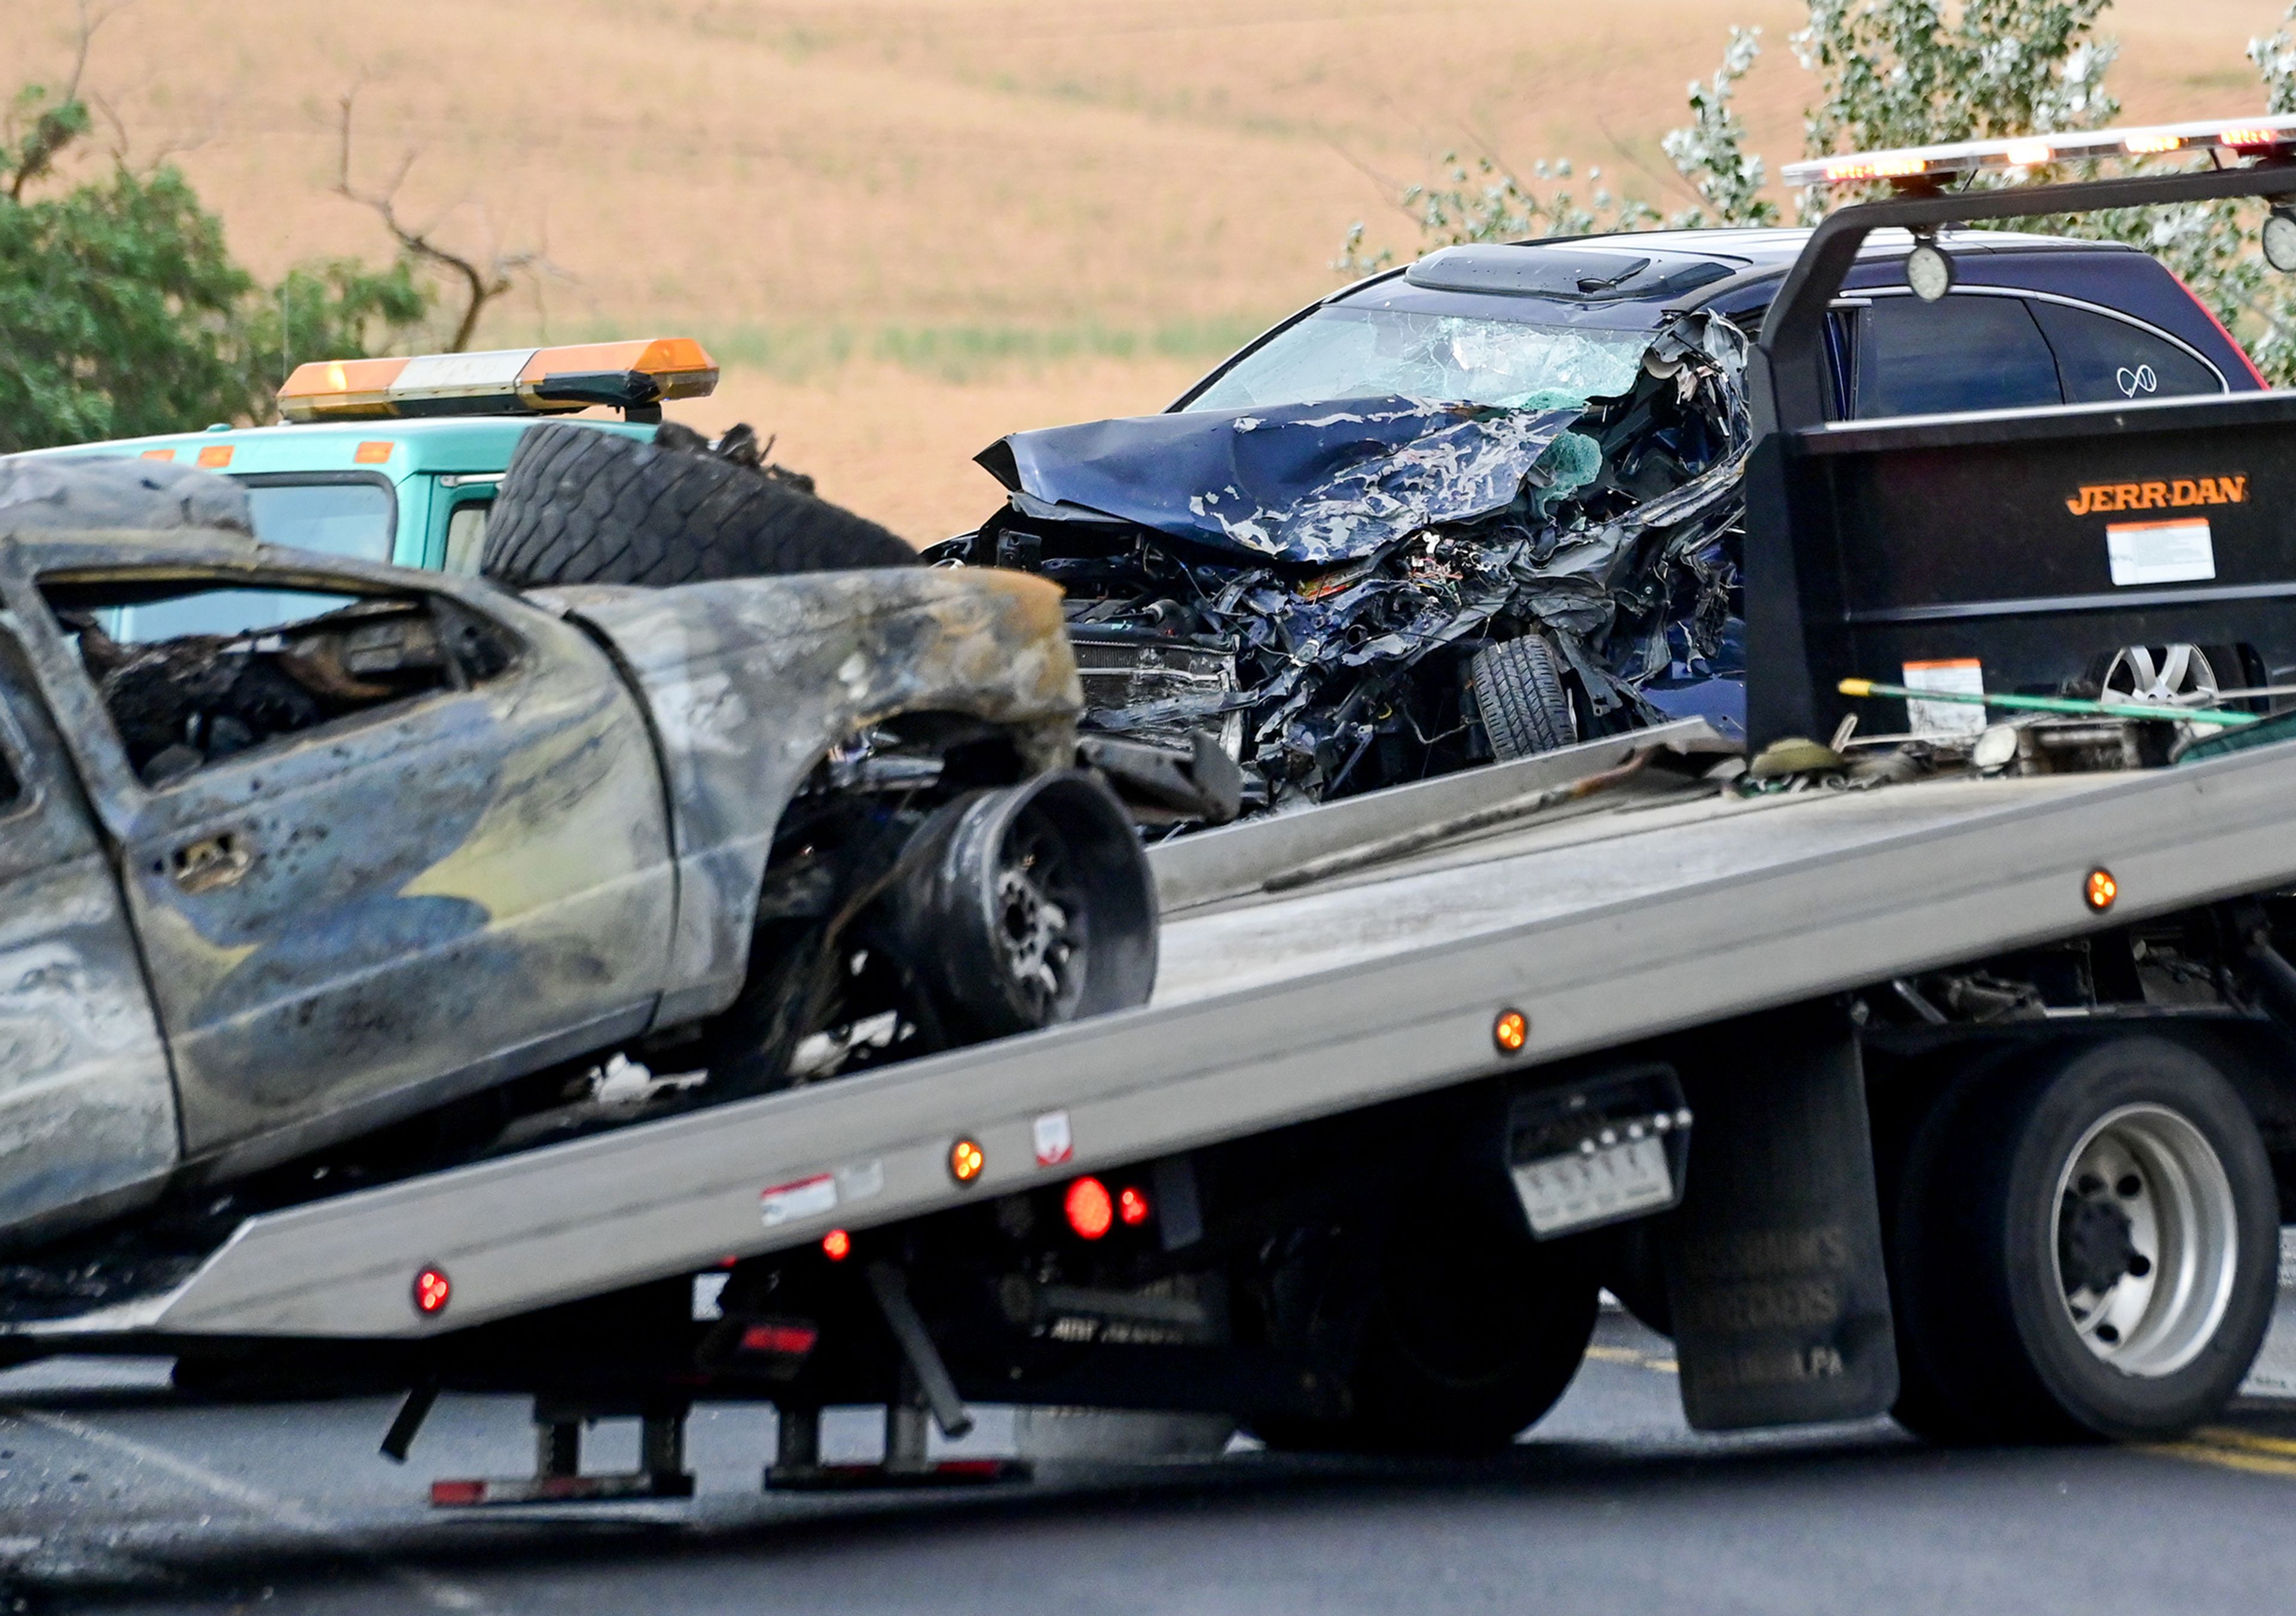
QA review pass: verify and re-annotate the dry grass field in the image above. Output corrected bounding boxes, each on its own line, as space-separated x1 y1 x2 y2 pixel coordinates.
2 0 2284 537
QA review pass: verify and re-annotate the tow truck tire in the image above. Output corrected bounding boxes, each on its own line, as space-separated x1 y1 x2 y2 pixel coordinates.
1257 1200 1599 1455
1470 633 1577 761
1886 1036 2277 1444
481 421 916 589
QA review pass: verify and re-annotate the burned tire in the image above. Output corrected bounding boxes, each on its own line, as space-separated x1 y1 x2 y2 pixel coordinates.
481 421 916 588
701 772 1157 1096
1470 633 1577 761
1886 1036 2277 1444
1253 1198 1599 1455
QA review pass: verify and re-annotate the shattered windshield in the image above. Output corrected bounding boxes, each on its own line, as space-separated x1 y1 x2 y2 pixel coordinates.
1185 307 1655 414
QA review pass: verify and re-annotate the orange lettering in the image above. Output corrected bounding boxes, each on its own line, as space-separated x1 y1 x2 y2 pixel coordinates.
2197 478 2220 504
2171 478 2199 506
2140 481 2168 509
2225 475 2249 503
2116 483 2142 510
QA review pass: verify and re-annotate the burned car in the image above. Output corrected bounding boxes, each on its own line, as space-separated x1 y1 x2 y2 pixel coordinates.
934 228 2262 810
0 460 1155 1257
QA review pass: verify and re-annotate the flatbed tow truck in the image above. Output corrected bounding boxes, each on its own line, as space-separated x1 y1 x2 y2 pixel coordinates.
16 123 2296 1504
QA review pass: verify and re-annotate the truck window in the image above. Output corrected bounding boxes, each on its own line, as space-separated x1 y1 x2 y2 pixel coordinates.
240 478 394 562
1857 294 2063 419
42 575 516 789
443 499 492 575
2026 301 2225 404
102 477 399 645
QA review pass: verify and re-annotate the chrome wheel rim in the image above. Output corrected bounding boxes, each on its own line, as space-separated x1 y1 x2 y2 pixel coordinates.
2050 1103 2239 1377
2100 644 2218 708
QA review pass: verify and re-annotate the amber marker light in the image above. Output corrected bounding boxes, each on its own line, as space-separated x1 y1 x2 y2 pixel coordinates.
822 1228 851 1262
2086 868 2118 912
949 1137 985 1186
413 1266 451 1316
1494 1009 1529 1055
354 440 394 464
196 444 234 468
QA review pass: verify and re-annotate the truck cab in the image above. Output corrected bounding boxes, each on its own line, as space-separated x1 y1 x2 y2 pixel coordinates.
13 337 713 582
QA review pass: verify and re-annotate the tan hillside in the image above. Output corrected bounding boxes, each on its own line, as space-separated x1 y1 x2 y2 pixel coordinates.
2 0 2282 538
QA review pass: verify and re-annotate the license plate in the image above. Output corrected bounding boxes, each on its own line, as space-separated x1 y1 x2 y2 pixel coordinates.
1510 1136 1675 1237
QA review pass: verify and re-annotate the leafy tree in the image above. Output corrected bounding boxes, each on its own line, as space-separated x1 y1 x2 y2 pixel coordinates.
1344 1 2296 380
0 69 429 454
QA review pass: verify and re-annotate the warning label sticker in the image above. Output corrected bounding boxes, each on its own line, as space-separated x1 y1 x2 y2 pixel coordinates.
759 1173 838 1227
1901 658 1987 737
1033 1111 1074 1167
2106 518 2216 587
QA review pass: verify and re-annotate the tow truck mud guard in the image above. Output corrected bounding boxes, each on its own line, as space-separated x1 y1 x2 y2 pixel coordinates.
1659 1004 1899 1431
1744 161 2296 751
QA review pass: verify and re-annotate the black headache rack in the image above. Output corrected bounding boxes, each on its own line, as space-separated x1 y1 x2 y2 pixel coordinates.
1744 161 2296 750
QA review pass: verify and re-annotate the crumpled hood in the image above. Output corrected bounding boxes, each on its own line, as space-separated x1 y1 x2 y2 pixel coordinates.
980 396 1596 566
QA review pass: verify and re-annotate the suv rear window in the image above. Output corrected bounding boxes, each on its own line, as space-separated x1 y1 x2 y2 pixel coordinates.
2026 301 2224 404
1858 294 2063 417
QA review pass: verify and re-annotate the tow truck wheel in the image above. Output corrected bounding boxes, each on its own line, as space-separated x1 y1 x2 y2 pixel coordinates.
1886 1036 2277 1444
1254 1199 1599 1455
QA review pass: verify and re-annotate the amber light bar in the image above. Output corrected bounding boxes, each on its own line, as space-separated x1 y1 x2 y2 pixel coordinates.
276 337 719 422
1782 115 2296 188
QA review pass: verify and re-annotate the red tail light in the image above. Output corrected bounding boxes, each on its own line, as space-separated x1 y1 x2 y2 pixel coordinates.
1064 1176 1114 1239
1118 1186 1151 1226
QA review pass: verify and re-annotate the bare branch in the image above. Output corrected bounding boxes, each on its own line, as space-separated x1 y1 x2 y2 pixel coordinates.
7 0 127 200
332 85 524 351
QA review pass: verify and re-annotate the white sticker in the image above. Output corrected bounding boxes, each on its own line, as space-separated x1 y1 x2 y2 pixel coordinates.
2106 518 2216 586
759 1172 838 1227
691 1272 729 1321
1901 658 1987 736
1033 1111 1074 1167
836 1159 886 1202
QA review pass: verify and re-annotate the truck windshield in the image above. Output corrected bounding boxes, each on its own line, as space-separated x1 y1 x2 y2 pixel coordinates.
1184 307 1655 413
105 480 393 644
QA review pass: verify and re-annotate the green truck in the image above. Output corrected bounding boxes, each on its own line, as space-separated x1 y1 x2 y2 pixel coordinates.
14 336 713 575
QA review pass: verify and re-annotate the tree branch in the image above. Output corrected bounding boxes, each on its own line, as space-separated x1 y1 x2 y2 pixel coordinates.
332 85 535 351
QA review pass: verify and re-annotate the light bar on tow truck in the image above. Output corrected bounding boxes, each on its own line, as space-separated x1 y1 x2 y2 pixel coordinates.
276 337 719 422
1782 114 2296 188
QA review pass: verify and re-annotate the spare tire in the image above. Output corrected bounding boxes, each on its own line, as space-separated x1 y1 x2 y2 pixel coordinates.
481 421 915 588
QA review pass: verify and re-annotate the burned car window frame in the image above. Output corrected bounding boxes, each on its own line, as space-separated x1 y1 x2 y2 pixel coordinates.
24 559 526 798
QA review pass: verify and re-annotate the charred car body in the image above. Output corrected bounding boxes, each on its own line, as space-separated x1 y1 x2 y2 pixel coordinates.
935 228 2261 810
0 460 1156 1263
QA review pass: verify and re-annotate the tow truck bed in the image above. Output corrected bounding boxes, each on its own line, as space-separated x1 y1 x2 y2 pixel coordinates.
27 719 2296 1346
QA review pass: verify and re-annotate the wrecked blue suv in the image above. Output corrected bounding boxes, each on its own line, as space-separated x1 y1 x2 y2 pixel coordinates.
934 227 2264 810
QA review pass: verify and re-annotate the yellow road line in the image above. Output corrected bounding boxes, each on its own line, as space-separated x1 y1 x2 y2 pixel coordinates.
2190 1425 2296 1458
1584 1344 1679 1374
2142 1435 2296 1478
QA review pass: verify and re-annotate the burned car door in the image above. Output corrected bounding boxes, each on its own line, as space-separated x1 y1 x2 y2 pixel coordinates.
12 562 676 1172
0 613 178 1242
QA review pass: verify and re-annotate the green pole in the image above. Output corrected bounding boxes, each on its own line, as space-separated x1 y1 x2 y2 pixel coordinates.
1837 678 2259 728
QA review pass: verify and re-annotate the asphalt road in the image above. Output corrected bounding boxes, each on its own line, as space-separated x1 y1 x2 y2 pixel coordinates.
7 1303 2296 1616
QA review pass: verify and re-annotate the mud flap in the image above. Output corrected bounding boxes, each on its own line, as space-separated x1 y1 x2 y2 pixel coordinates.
1660 1002 1898 1431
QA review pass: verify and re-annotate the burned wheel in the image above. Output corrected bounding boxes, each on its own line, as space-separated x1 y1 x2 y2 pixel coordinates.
1886 1036 2276 1444
892 771 1159 1042
1470 633 1578 761
700 772 1158 1097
